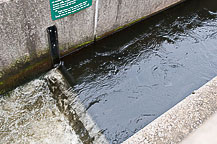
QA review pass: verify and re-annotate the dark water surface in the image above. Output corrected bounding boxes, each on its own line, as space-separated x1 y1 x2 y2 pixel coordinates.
63 0 217 143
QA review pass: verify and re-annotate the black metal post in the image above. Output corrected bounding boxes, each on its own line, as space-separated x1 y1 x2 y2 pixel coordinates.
47 25 60 67
47 25 75 85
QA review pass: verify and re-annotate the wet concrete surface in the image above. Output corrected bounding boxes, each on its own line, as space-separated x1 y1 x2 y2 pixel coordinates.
63 0 217 143
0 69 109 144
0 72 82 144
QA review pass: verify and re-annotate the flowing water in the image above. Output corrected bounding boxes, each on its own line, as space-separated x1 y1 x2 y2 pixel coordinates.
62 0 217 143
0 70 108 144
0 73 82 144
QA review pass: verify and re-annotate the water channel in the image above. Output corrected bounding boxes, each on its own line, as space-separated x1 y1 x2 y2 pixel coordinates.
1 0 217 143
63 0 217 143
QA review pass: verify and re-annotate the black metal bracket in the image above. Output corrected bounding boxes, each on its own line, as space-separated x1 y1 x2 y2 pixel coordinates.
47 25 60 67
47 25 75 85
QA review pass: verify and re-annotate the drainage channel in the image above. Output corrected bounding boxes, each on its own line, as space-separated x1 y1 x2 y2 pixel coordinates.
61 0 217 143
0 0 217 143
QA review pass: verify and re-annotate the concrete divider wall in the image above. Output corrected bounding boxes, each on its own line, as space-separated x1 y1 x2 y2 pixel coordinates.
0 0 184 93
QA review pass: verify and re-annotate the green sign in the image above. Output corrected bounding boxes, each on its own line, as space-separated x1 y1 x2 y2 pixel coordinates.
49 0 92 20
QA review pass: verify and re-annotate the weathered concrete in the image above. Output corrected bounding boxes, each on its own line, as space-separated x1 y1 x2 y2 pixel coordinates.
0 0 96 93
181 112 217 144
0 0 95 69
95 0 185 38
0 0 185 93
123 76 217 144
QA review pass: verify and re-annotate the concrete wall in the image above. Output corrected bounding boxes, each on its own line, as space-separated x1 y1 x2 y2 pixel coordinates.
96 0 183 37
0 0 184 93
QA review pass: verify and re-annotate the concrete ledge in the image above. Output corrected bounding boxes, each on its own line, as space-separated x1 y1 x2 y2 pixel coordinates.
45 69 109 144
123 76 217 144
181 111 217 144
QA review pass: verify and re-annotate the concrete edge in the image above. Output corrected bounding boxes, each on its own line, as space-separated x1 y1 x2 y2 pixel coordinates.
45 68 109 144
122 76 217 144
180 110 217 144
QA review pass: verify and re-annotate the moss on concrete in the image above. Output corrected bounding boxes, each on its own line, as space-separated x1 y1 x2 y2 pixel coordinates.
60 39 95 57
0 51 51 95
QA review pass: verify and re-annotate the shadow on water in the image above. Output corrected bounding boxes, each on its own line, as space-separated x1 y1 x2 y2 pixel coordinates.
63 0 217 143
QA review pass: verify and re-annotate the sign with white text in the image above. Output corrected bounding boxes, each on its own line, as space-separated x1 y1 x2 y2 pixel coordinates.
49 0 92 20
